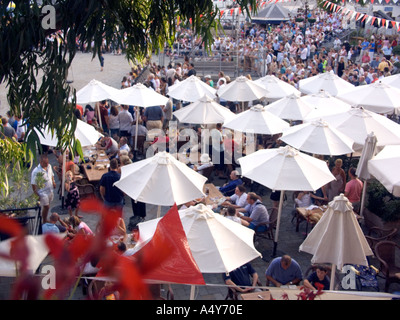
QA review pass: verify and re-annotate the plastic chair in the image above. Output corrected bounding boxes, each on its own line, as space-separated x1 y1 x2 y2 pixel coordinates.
365 227 398 256
375 240 400 292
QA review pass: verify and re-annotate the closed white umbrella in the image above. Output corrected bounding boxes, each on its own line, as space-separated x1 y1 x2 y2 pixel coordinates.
223 104 290 135
114 152 207 216
336 80 400 115
368 145 400 197
265 93 314 121
167 75 217 102
356 132 378 217
280 119 354 156
137 203 261 273
238 146 335 256
299 72 355 97
302 89 352 122
173 94 235 124
299 194 373 290
254 75 301 102
319 107 400 152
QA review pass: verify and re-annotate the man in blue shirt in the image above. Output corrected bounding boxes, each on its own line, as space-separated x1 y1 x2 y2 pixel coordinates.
265 255 303 287
360 39 369 58
223 262 261 295
99 158 124 208
219 170 243 196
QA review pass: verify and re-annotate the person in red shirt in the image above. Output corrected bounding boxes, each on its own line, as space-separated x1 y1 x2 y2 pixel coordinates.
344 167 363 214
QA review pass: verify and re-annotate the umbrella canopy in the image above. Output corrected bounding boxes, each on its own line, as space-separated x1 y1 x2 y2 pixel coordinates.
298 72 355 97
110 83 169 107
238 146 335 256
223 104 290 135
34 119 103 147
265 93 314 121
336 80 400 115
114 151 207 207
318 107 400 152
238 145 335 192
380 73 400 90
217 75 269 102
253 75 301 102
172 94 235 124
280 119 354 156
137 203 261 273
368 145 400 197
0 235 57 277
299 194 373 289
302 89 352 121
167 75 216 102
76 79 119 104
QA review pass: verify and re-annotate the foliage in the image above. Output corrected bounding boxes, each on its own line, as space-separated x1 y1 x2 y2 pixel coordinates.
281 284 324 300
0 0 257 156
392 45 400 56
366 179 400 223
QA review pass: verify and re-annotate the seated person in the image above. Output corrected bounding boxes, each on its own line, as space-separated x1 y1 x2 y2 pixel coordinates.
223 206 242 224
42 212 69 234
117 136 131 158
219 170 243 196
310 185 328 206
193 153 213 176
294 191 312 208
96 135 119 158
221 185 248 209
223 262 261 296
237 192 269 230
265 255 303 287
303 264 330 291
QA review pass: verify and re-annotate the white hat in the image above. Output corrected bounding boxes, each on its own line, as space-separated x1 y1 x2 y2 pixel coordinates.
205 75 211 79
200 153 211 163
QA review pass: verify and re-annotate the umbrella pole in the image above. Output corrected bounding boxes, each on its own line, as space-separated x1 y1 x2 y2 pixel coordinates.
273 190 285 257
330 264 336 291
133 109 140 161
359 179 367 219
157 205 161 218
190 285 195 300
61 151 66 209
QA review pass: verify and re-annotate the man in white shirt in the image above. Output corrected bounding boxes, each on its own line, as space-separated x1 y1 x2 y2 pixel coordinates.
222 185 248 209
15 114 26 142
118 105 134 139
31 154 56 223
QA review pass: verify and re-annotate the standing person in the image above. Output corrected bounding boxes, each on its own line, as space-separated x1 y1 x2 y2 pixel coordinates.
64 170 81 218
187 63 197 77
84 105 95 125
108 105 120 139
99 53 104 72
118 105 133 141
327 158 346 201
162 98 173 130
143 105 163 131
210 123 225 178
98 100 109 134
15 114 26 142
99 158 125 209
0 117 17 139
344 167 363 214
31 154 57 223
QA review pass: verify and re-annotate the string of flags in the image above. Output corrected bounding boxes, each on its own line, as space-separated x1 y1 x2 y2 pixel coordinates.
321 0 400 32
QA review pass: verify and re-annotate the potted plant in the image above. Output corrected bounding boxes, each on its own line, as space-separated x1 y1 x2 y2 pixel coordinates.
363 179 400 231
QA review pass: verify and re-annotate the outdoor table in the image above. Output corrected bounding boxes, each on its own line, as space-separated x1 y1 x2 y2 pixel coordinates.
203 183 224 206
82 147 110 183
240 290 271 300
296 206 361 236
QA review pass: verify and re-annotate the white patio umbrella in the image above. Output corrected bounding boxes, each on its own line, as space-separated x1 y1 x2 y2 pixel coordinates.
265 93 314 121
167 75 217 102
217 76 269 111
75 79 119 129
336 80 400 115
172 94 235 124
223 104 290 135
356 132 378 217
110 83 169 151
298 72 355 97
380 73 400 90
368 145 400 197
302 89 352 122
280 119 354 156
0 234 62 277
114 151 207 217
238 146 335 256
299 194 373 290
253 75 301 102
137 204 261 273
319 107 400 152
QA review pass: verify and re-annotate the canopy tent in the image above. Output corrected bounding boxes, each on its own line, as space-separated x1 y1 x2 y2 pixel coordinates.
251 3 291 24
